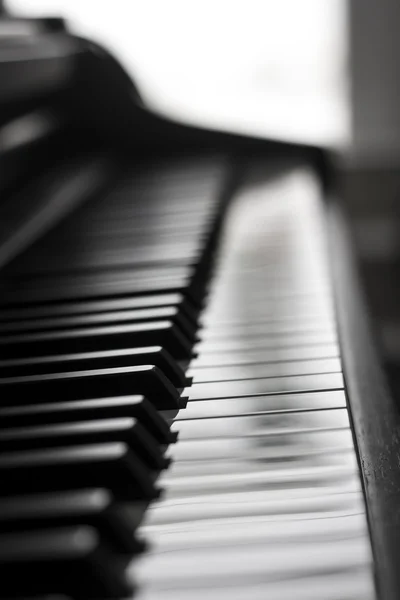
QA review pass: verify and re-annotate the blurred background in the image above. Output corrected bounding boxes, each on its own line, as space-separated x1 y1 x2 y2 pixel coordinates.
5 0 400 396
8 0 350 148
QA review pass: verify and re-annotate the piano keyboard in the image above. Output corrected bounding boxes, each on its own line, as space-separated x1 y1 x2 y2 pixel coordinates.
0 156 375 599
134 165 376 599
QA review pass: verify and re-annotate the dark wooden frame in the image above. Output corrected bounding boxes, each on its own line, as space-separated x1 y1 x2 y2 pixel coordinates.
328 196 400 600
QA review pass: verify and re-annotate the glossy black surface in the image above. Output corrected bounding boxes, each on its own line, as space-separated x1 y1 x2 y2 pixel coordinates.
0 488 146 553
0 442 158 500
0 345 189 387
0 417 167 470
0 395 176 444
0 320 193 360
0 526 132 598
0 365 183 410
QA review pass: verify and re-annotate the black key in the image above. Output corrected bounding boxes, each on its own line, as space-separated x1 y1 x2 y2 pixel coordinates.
0 292 198 324
0 365 185 410
0 345 190 388
0 489 146 553
0 442 159 500
0 264 194 305
42 239 204 271
0 395 177 444
0 320 193 360
0 418 169 470
0 305 197 343
0 526 132 598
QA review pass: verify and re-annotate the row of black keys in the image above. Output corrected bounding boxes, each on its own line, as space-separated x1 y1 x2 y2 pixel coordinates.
0 292 201 597
0 320 191 598
0 159 227 598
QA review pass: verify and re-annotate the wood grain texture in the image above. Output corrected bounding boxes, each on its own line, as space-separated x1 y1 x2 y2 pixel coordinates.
328 200 400 600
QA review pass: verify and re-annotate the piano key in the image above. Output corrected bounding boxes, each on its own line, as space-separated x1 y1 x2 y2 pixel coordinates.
74 194 216 217
202 305 333 324
0 526 132 598
200 311 335 328
0 136 377 600
132 537 371 586
0 306 196 343
163 451 358 483
0 442 159 500
0 265 195 305
91 200 217 221
90 163 224 215
190 343 340 367
204 292 334 307
172 408 351 440
145 484 364 527
208 279 331 294
160 463 359 499
0 365 184 410
0 395 176 444
189 358 341 382
0 320 193 360
143 506 369 546
175 390 346 420
0 345 189 388
206 290 335 307
88 201 217 223
141 515 370 574
208 270 331 284
134 569 374 600
0 417 168 470
72 215 212 235
186 373 344 400
48 227 207 247
0 488 146 553
53 231 207 252
168 429 354 463
37 241 204 271
200 321 336 339
0 292 197 323
132 162 374 600
202 314 336 331
195 331 338 353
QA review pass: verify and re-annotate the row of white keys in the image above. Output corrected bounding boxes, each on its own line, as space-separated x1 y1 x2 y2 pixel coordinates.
132 166 375 599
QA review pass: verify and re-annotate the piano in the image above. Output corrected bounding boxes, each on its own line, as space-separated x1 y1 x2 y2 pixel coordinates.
0 11 399 600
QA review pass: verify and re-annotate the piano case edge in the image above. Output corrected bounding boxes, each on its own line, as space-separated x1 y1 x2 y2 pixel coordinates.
327 196 400 600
